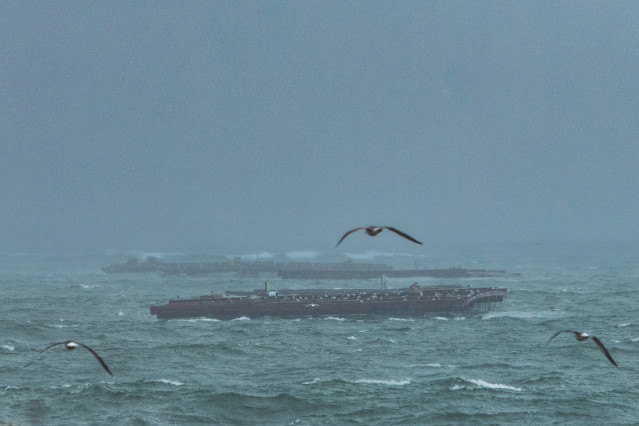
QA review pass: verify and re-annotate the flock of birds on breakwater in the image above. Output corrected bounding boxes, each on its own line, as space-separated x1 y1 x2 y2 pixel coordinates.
22 225 618 377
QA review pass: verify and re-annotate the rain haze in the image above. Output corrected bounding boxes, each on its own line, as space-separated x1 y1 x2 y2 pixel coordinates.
2 2 638 255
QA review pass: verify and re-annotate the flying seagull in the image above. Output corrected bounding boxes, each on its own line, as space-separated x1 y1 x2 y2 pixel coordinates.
547 330 618 367
24 341 113 376
336 226 423 247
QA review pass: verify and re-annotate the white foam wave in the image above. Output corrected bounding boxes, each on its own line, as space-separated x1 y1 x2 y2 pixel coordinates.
454 378 521 392
232 316 251 321
324 317 346 321
631 337 639 343
80 284 96 289
175 317 221 322
146 379 184 386
482 310 564 320
160 379 183 386
618 323 631 328
434 316 449 321
303 377 410 386
347 336 357 340
354 378 410 386
2 344 15 351
388 317 413 322
118 311 125 316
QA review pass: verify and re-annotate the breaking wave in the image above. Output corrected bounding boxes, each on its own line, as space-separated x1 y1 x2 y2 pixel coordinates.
452 378 522 392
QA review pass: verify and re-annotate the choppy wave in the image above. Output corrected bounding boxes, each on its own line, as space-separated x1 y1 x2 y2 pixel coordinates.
482 310 566 320
175 317 220 322
145 379 184 386
303 377 410 386
353 378 411 386
232 316 251 321
452 378 522 392
3 247 639 425
44 323 79 328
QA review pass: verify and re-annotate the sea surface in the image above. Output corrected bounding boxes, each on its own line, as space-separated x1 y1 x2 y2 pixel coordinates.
1 243 638 425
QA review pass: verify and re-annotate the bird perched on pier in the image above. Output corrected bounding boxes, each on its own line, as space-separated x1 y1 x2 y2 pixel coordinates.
547 330 618 367
23 341 113 376
335 226 423 247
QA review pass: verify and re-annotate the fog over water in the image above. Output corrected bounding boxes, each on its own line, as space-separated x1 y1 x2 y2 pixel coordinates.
2 2 638 254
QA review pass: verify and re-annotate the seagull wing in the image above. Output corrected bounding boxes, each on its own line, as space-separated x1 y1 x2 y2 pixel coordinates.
384 227 423 245
335 228 363 247
592 337 618 367
23 341 70 368
77 343 113 376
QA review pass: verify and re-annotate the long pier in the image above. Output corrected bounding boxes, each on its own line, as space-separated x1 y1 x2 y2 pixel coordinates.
102 257 518 279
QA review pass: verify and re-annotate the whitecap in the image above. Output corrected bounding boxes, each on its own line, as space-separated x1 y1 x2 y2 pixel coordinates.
461 378 521 392
388 317 413 322
178 317 220 322
302 378 322 385
45 324 79 328
159 379 183 386
353 378 410 386
347 336 357 340
232 316 251 321
118 311 125 316
482 311 564 320
618 323 631 328
145 379 184 386
631 337 639 343
324 317 346 321
434 317 449 321
2 344 15 351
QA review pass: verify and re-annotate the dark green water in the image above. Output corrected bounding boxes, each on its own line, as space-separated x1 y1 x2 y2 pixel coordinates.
2 244 638 425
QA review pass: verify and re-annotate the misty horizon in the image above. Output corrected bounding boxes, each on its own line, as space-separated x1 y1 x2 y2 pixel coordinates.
3 3 638 254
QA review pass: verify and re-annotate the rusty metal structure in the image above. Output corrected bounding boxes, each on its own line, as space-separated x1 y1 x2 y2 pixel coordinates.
150 283 507 320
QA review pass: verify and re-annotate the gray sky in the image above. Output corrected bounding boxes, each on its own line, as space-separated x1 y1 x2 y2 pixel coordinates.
2 2 638 254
